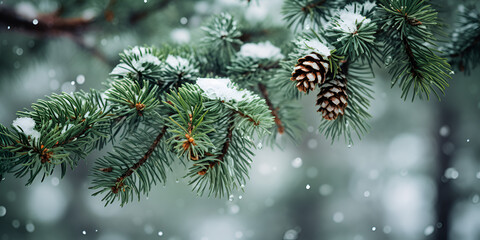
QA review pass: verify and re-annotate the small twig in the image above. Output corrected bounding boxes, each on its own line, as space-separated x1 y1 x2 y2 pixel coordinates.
233 110 259 126
402 36 422 78
258 83 285 134
197 113 235 175
0 7 93 36
218 115 235 162
111 126 167 193
0 6 112 66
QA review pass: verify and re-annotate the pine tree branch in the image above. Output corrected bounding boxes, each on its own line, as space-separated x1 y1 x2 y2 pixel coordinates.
402 36 423 78
218 116 235 162
0 6 113 66
0 6 93 36
198 113 235 175
111 125 167 193
233 110 259 126
258 83 285 134
449 33 480 71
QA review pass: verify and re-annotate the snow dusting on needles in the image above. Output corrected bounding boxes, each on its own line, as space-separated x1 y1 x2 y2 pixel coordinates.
166 55 189 68
134 54 161 71
196 78 258 102
331 5 371 34
110 46 162 74
238 41 284 60
303 39 331 58
12 117 40 140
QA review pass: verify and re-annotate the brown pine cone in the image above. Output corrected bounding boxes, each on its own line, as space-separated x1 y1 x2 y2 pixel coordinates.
316 74 348 120
291 52 329 93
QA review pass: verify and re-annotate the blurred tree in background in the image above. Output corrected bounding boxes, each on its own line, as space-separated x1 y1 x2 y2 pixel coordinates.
1 0 480 240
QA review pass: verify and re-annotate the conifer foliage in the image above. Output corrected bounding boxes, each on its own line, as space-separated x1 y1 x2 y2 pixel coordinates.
0 0 477 206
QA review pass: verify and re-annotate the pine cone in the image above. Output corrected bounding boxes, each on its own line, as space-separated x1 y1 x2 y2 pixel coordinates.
316 74 348 120
291 52 329 93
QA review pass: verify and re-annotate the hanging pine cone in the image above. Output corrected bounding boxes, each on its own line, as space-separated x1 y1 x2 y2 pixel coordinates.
291 52 329 93
316 74 348 120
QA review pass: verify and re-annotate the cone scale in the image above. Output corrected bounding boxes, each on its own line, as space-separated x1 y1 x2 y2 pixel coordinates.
316 74 348 120
291 52 329 93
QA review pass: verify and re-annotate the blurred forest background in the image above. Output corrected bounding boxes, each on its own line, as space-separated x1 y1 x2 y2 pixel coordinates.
1 0 480 240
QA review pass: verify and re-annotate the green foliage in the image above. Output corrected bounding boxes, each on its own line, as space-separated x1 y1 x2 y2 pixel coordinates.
446 5 480 74
166 83 273 197
90 125 173 206
0 90 111 185
378 0 452 100
282 0 338 31
165 84 215 161
0 0 470 205
325 8 379 62
105 78 162 136
200 13 243 74
319 63 373 144
110 46 163 83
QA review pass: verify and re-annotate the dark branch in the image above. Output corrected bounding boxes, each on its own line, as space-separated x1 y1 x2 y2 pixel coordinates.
218 115 235 162
0 6 112 66
112 125 167 193
197 114 235 175
402 36 423 78
233 110 259 126
258 83 285 134
0 6 93 36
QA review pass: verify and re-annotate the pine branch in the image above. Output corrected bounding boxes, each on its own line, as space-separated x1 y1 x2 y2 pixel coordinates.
0 6 93 36
402 36 422 79
446 6 480 73
198 113 235 175
112 125 167 193
258 83 285 134
233 110 259 126
0 6 112 66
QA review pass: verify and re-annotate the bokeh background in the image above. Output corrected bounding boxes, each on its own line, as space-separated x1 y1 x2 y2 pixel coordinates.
1 0 480 240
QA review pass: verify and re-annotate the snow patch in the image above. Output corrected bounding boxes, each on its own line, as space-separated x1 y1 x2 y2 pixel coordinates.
302 39 331 58
238 41 284 60
196 78 258 102
12 117 40 140
110 63 130 75
166 55 189 68
331 4 372 34
61 124 75 134
133 54 161 71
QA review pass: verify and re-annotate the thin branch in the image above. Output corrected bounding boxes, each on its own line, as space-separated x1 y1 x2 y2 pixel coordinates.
218 115 235 162
233 110 259 126
197 113 235 175
402 36 422 78
0 7 93 36
112 125 167 193
258 83 285 134
0 6 112 66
